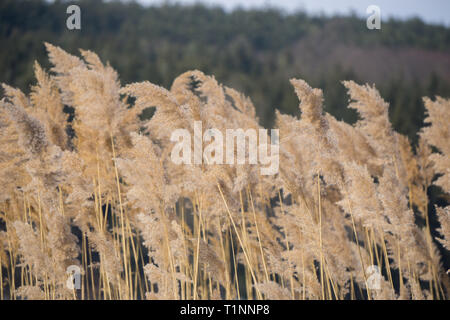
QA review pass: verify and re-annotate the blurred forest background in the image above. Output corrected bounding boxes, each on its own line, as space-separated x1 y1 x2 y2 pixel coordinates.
1 0 450 143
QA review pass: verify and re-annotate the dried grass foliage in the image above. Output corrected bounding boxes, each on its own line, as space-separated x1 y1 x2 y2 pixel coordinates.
0 44 449 300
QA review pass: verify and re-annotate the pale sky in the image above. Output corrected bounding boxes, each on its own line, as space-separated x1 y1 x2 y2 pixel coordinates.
134 0 450 26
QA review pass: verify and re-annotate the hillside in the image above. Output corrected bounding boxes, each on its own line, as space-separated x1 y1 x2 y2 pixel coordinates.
1 0 450 140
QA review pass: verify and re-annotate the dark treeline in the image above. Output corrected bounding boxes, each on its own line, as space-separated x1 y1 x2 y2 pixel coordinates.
1 0 450 141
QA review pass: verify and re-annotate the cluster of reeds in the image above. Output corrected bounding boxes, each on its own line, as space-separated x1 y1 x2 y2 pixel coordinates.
0 44 448 300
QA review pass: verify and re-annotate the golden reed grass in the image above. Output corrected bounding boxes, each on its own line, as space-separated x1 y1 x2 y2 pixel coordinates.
0 43 448 300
